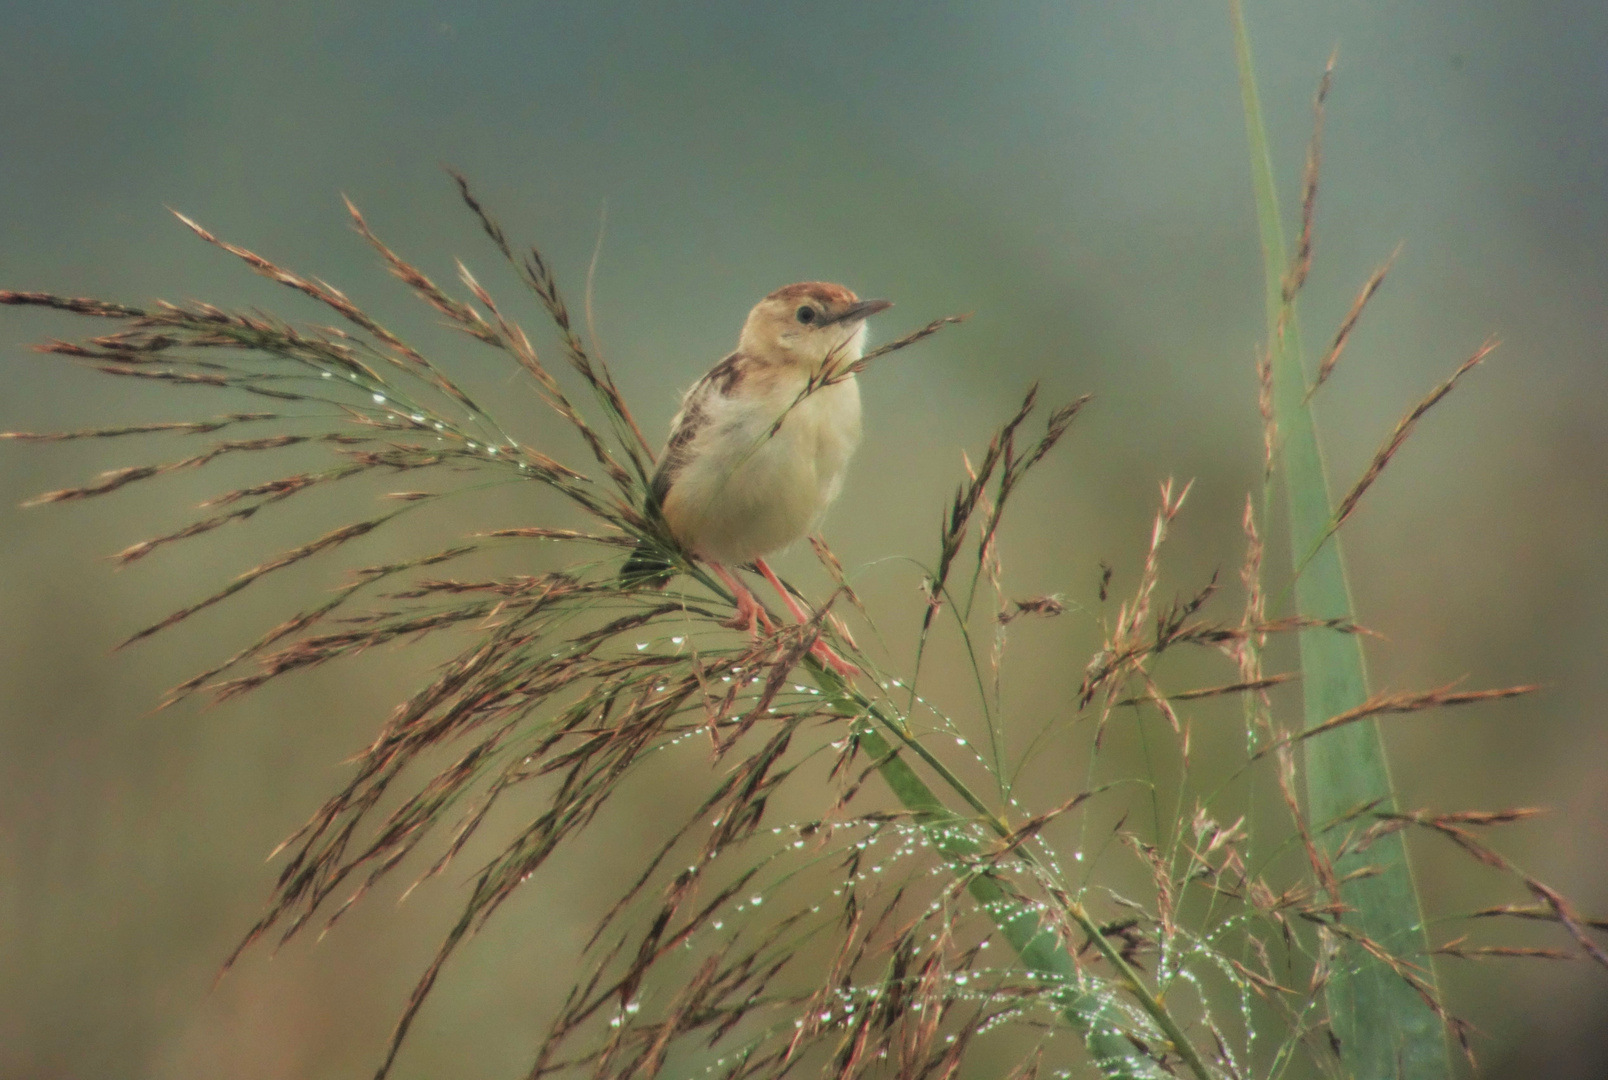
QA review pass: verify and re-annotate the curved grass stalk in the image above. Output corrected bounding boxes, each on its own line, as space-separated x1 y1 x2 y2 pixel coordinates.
808 661 1214 1080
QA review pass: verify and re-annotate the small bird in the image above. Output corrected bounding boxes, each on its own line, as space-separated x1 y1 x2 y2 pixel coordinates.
626 282 892 675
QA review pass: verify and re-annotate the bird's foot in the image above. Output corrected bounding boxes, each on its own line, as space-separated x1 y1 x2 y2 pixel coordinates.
712 563 775 635
750 557 859 680
809 640 860 679
719 598 760 633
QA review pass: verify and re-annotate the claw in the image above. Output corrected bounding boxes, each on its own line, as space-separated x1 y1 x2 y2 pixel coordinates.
709 560 859 678
711 562 775 635
718 582 762 632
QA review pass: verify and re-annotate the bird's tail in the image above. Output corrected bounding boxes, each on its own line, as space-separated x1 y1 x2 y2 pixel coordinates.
620 543 675 586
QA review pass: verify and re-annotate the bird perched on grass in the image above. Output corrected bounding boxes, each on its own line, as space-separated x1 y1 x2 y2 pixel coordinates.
625 282 892 675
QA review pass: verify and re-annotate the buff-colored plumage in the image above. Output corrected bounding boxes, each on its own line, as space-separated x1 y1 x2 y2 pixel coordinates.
651 282 891 565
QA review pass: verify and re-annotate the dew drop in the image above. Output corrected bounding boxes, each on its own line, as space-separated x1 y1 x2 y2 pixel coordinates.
320 371 333 378
671 636 684 645
371 393 385 403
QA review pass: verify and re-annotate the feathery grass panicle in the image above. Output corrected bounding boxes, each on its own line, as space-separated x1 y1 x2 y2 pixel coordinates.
1307 245 1401 399
1322 337 1499 541
1282 49 1333 305
6 133 1602 1080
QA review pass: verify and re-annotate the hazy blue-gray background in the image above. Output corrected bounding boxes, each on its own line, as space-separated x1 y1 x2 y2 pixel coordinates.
3 2 1605 1077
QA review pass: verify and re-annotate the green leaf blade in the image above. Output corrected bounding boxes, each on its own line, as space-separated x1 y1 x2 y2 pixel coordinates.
1229 4 1450 1077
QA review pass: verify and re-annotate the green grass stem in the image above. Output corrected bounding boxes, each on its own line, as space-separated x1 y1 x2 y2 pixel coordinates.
818 664 1209 1080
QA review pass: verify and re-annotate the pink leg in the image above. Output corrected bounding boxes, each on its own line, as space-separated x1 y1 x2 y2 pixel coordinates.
709 562 775 634
753 558 858 678
753 557 812 623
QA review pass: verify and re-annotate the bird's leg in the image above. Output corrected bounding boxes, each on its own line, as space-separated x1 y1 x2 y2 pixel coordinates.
752 557 859 678
751 558 812 624
709 562 776 634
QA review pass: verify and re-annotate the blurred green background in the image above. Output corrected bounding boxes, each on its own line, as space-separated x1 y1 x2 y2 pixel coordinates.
3 1 1605 1077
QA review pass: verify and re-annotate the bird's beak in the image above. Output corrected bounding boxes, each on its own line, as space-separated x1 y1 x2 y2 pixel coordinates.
827 298 893 325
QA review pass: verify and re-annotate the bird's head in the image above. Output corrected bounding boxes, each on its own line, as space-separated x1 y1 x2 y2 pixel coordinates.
737 282 892 374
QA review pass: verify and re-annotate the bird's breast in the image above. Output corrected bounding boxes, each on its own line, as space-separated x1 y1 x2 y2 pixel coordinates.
662 374 861 565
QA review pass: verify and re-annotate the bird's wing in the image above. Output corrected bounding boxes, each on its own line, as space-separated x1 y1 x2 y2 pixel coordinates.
649 351 750 509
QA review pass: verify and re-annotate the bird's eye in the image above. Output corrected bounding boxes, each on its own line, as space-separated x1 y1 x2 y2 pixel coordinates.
795 306 817 325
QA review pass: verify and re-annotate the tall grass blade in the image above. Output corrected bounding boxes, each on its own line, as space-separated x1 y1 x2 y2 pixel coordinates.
1229 4 1449 1077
